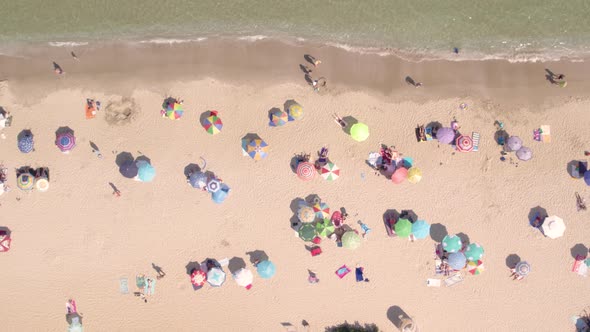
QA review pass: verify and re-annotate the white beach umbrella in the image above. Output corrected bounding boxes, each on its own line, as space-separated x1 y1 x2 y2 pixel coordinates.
541 215 565 239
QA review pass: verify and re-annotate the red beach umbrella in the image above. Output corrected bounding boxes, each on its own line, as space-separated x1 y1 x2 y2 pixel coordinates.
296 162 317 181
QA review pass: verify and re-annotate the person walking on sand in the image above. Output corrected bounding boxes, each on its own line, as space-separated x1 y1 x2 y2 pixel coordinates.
306 55 321 67
71 51 79 61
53 62 64 75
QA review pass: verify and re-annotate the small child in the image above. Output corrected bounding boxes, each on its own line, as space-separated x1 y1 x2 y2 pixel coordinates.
358 220 371 237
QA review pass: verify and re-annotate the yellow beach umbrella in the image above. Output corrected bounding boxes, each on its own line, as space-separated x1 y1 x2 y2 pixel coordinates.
350 123 369 142
407 167 422 184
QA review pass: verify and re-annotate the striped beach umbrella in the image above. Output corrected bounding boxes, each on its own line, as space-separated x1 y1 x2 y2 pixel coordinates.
407 167 422 184
313 202 330 219
320 162 340 181
467 260 484 275
136 160 156 182
246 139 269 160
56 132 76 152
298 205 316 223
442 234 462 253
203 111 223 134
162 100 183 120
288 103 303 120
256 260 276 279
456 135 473 152
206 178 221 193
350 123 369 142
190 269 207 287
394 218 412 238
35 177 50 192
341 231 362 250
296 162 317 181
233 268 254 288
316 218 335 237
464 243 484 261
0 232 11 252
515 261 531 276
18 133 34 153
298 223 317 242
269 108 288 127
17 173 34 191
207 267 226 287
411 220 430 239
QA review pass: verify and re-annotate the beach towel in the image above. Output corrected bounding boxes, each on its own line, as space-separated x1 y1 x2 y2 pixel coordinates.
136 275 146 290
85 104 96 119
471 132 480 152
426 278 441 287
540 125 551 143
144 278 156 295
119 277 129 294
335 265 351 279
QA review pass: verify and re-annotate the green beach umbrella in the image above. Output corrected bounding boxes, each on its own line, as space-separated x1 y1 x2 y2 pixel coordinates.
394 218 412 238
316 218 335 238
298 223 316 242
341 231 362 250
350 123 369 142
464 243 484 261
442 234 462 253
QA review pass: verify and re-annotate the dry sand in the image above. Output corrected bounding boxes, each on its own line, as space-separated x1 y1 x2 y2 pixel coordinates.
0 39 589 332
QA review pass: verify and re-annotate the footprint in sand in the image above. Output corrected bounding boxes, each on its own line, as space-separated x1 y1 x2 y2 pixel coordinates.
481 155 492 173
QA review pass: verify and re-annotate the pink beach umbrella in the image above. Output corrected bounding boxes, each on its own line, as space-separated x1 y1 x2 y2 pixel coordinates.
391 167 408 184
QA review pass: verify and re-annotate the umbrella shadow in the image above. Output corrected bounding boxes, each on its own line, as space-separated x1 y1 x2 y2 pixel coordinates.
387 305 411 330
399 210 418 223
290 197 305 229
202 258 221 270
199 111 212 127
183 163 201 178
245 250 269 264
283 99 299 113
16 166 34 177
429 223 448 243
0 226 10 237
135 155 151 164
341 116 358 135
571 243 589 259
494 130 509 145
383 209 400 229
567 160 587 178
527 206 548 227
268 107 282 126
426 121 442 137
55 126 74 137
185 261 202 275
228 257 247 274
305 194 321 206
65 313 83 326
505 254 521 268
17 129 33 142
115 152 134 167
163 97 176 107
456 232 470 247
241 133 261 142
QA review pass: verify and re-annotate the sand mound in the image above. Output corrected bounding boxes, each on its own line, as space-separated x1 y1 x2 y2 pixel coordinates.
103 97 138 125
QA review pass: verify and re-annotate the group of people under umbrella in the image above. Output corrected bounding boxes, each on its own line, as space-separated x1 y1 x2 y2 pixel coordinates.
294 147 340 182
268 101 303 127
119 157 156 182
187 168 230 204
418 119 477 153
189 257 276 290
384 210 430 240
294 195 363 251
437 234 486 277
17 127 77 154
367 145 422 184
497 134 533 162
15 167 50 192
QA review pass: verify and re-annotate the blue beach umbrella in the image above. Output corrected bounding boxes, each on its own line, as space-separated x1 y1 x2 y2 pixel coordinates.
585 171 590 186
119 160 139 179
18 132 34 153
256 260 276 279
448 252 467 270
189 172 208 189
136 160 156 182
207 267 226 287
411 220 430 239
211 184 230 204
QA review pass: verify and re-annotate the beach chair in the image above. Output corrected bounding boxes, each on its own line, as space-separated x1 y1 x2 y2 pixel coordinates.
471 132 480 151
310 246 322 257
427 278 441 287
444 272 464 287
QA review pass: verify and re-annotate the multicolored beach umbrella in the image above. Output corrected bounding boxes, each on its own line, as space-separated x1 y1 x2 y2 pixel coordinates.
18 132 34 153
246 139 269 160
411 220 430 239
190 269 207 287
56 132 76 152
350 123 370 142
207 267 226 287
456 135 474 152
17 173 34 191
316 218 335 238
298 223 317 242
341 231 362 250
162 99 184 120
442 234 462 253
136 160 156 182
256 260 276 279
298 205 316 223
320 162 340 181
448 252 467 270
269 108 288 127
296 162 317 181
464 243 484 261
203 111 223 134
407 167 422 184
288 103 303 121
313 202 330 219
394 218 412 238
467 260 484 275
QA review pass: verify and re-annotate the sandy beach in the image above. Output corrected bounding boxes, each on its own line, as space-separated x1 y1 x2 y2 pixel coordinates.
0 39 590 331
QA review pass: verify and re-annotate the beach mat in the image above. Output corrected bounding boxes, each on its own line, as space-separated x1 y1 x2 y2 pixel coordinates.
119 277 129 294
144 278 156 295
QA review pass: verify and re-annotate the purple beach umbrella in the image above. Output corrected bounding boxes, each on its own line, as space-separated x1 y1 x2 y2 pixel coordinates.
436 127 455 144
506 136 523 152
516 147 532 161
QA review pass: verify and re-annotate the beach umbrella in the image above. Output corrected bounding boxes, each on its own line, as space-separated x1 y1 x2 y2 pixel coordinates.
316 218 335 238
407 167 422 184
56 132 76 152
211 185 230 204
256 260 276 279
320 162 340 181
313 202 330 219
467 260 484 275
203 111 223 134
35 177 49 192
16 173 34 191
297 205 316 223
516 147 532 161
391 167 408 184
541 215 565 239
456 135 473 152
350 123 369 142
190 269 207 287
442 234 462 253
207 267 226 287
568 161 587 179
233 268 254 288
342 231 362 250
18 133 34 153
436 127 455 144
206 178 221 193
515 261 531 276
119 160 139 179
296 162 317 181
464 243 484 261
246 139 269 160
367 152 382 168
585 258 590 267
448 252 467 270
0 232 11 252
269 108 288 127
189 172 208 189
136 160 156 182
298 223 317 242
585 171 590 186
506 136 523 152
394 218 412 238
411 220 430 239
162 101 184 120
288 103 303 120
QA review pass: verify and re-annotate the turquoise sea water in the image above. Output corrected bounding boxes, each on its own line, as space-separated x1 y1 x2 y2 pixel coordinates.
1 0 590 61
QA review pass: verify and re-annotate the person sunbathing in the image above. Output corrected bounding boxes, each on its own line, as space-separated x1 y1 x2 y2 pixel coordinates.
314 147 329 169
332 113 347 128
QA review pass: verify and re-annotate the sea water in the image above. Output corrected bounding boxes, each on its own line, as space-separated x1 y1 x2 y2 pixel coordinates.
0 0 589 62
